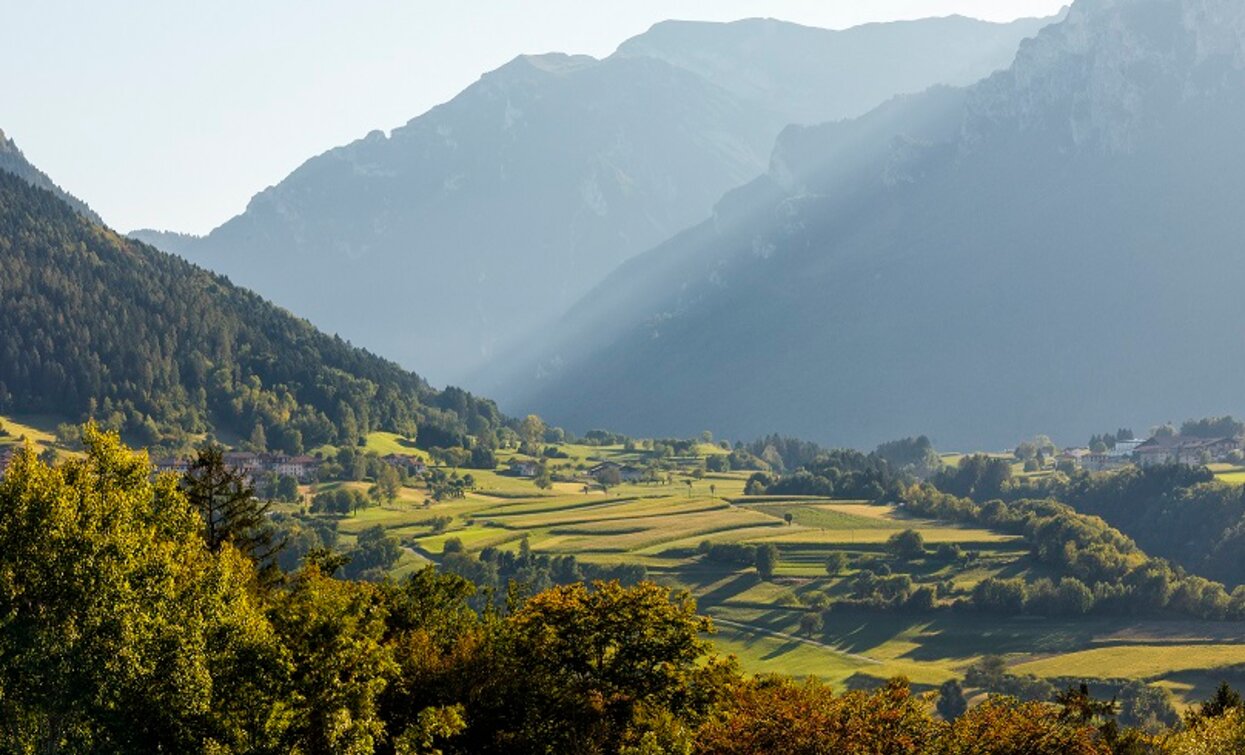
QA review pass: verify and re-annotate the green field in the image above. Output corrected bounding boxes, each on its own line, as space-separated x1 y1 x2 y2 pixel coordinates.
0 414 63 452
270 436 1245 708
16 422 1234 708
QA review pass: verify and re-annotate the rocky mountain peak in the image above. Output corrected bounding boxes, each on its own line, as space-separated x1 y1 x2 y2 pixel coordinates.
965 0 1245 152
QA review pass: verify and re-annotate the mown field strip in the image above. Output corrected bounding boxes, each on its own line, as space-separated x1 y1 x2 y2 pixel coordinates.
488 501 730 530
1012 644 1245 679
473 496 641 518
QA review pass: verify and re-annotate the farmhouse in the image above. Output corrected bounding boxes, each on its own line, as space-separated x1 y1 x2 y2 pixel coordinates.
588 461 646 483
382 453 426 475
153 456 191 475
223 451 262 474
1136 435 1241 467
156 451 320 482
1057 448 1091 467
508 459 541 478
265 454 321 481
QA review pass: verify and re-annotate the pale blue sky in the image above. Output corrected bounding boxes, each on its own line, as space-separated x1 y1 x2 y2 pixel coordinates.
0 1 1066 234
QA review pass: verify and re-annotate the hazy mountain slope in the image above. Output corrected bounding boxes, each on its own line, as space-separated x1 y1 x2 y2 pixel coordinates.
0 130 101 224
615 14 1059 127
0 169 503 452
505 0 1245 450
133 16 1054 385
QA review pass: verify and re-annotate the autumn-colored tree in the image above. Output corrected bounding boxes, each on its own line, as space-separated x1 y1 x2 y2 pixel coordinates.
696 677 935 754
941 696 1111 754
1164 706 1245 754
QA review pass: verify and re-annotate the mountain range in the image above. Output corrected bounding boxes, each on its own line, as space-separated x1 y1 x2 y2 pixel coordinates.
131 14 1054 385
497 0 1245 449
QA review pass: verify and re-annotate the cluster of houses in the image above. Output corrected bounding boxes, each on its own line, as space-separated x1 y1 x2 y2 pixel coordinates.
1058 435 1243 471
153 450 429 483
380 453 427 476
154 451 322 482
505 458 647 484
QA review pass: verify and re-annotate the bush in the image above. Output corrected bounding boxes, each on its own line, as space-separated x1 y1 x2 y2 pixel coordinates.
886 529 925 561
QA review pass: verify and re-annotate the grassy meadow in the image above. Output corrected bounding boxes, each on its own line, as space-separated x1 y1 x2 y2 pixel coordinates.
268 432 1245 709
9 415 1243 708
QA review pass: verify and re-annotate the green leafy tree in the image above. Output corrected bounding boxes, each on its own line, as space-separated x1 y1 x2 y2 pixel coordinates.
824 552 849 576
755 543 779 580
269 564 397 753
937 679 968 720
886 529 926 561
1189 681 1245 724
519 414 546 449
0 427 288 752
376 462 402 503
500 581 724 752
249 422 268 452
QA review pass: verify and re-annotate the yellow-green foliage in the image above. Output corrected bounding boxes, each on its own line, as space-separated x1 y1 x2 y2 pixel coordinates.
1163 708 1245 753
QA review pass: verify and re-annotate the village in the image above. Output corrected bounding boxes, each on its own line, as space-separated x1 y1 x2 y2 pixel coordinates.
4 417 1245 492
1056 433 1245 472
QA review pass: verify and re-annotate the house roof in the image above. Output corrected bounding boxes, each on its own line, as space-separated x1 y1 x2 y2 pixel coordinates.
1137 435 1234 453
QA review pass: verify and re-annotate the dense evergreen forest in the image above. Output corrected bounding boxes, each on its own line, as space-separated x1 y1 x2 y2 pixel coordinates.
0 171 502 452
6 429 1245 754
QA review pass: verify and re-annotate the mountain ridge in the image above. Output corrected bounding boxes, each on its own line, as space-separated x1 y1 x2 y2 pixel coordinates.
499 0 1245 450
131 14 1056 385
0 167 504 454
0 130 102 224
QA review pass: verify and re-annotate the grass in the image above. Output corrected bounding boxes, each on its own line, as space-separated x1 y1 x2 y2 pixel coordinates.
264 438 1241 706
1013 644 1245 679
0 414 63 451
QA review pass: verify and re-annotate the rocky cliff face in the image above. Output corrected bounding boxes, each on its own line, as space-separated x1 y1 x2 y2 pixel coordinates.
965 0 1245 152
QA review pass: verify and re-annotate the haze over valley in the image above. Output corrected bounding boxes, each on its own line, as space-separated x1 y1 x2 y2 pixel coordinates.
10 2 1245 751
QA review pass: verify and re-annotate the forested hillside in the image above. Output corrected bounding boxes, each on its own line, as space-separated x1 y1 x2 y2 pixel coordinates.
0 170 501 452
0 129 100 224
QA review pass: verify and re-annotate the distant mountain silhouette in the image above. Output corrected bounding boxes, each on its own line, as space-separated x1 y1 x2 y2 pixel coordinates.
500 0 1245 450
131 15 1053 385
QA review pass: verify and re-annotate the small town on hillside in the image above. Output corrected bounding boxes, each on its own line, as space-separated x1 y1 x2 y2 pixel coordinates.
4 422 1245 486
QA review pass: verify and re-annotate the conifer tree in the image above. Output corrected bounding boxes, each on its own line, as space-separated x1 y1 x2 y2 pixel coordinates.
183 444 283 574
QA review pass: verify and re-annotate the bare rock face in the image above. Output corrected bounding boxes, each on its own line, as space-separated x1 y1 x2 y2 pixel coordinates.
965 0 1245 153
